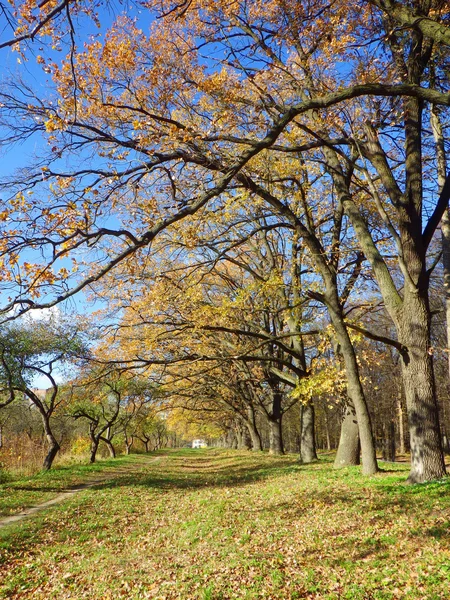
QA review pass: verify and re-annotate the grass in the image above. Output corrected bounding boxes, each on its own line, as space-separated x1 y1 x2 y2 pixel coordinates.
0 454 148 517
0 449 449 598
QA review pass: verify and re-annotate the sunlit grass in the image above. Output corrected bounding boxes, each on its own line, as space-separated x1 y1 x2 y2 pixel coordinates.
1 449 449 598
0 454 144 517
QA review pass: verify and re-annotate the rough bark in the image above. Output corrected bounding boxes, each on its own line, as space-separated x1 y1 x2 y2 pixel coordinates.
238 424 252 450
299 402 318 463
399 294 446 482
334 401 361 468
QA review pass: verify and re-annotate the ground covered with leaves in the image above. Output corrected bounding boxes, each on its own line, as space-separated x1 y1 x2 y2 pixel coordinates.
0 449 449 599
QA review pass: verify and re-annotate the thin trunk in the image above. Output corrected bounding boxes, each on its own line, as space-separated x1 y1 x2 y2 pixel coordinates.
397 395 406 455
125 437 134 455
101 437 116 458
90 438 99 463
331 312 377 474
382 421 396 462
299 402 318 463
246 405 262 451
324 408 332 451
41 415 60 471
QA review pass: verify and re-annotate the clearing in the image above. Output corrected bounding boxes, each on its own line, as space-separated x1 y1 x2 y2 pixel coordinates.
1 449 450 599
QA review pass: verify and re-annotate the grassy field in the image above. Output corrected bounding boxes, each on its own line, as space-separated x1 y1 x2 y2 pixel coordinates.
0 455 150 518
0 449 449 599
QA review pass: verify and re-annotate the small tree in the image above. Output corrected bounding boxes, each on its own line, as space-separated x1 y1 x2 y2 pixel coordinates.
70 370 155 463
0 317 86 470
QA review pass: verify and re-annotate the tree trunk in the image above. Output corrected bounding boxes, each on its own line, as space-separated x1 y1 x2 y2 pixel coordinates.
41 415 60 471
241 426 252 450
334 401 360 468
382 421 396 462
268 417 283 455
90 438 99 463
331 313 377 474
246 406 262 451
397 395 406 455
299 402 318 463
235 425 244 449
101 437 116 458
399 295 446 482
227 428 238 449
268 390 284 455
431 105 450 383
125 436 134 455
42 433 60 471
324 408 332 451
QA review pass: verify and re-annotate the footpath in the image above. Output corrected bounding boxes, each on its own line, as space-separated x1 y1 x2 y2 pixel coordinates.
0 455 161 530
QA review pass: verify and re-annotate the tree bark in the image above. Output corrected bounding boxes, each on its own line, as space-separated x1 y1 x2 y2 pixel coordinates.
125 436 134 455
398 295 446 482
268 389 284 455
41 415 60 471
397 395 406 455
238 424 252 450
324 408 332 451
299 402 318 463
268 417 284 454
382 421 396 462
90 438 99 463
101 436 116 458
330 308 378 474
334 400 360 468
246 405 262 451
42 432 60 471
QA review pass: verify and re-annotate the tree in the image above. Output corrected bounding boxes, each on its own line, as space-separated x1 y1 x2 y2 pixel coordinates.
0 316 85 469
69 368 154 463
0 0 449 480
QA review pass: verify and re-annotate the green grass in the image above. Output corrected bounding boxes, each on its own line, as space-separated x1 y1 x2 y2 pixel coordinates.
0 454 148 517
1 449 450 598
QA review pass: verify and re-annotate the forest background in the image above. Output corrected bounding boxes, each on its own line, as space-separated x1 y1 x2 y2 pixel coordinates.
0 0 449 485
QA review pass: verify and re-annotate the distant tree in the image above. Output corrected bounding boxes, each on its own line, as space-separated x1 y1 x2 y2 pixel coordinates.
69 370 154 462
0 317 86 469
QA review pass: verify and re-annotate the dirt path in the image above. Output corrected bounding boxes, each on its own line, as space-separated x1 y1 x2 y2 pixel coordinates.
0 455 162 530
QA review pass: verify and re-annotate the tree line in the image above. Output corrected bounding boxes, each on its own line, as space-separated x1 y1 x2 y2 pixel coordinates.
0 0 449 482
